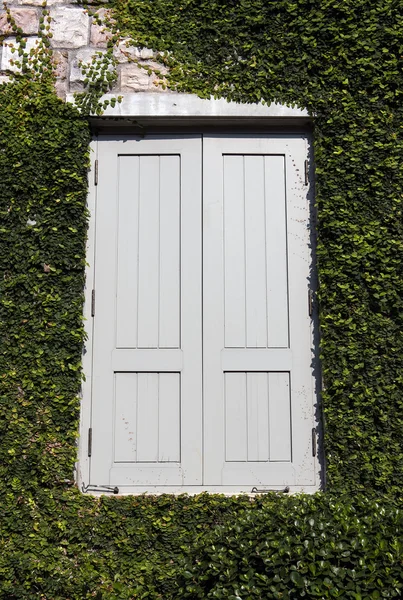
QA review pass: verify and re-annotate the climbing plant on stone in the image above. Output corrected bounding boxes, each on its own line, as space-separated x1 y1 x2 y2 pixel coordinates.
103 0 403 494
1 0 403 597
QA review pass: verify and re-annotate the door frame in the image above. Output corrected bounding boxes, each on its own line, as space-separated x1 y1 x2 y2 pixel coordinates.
77 95 321 495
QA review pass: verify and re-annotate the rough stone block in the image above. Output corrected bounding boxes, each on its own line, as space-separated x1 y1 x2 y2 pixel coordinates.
113 40 155 63
0 8 39 35
139 47 155 60
1 36 39 71
70 47 107 83
50 7 89 49
113 40 141 64
52 48 68 80
145 60 169 76
0 75 11 85
90 22 112 48
120 63 152 91
55 78 67 100
120 61 168 92
16 0 67 5
90 9 112 48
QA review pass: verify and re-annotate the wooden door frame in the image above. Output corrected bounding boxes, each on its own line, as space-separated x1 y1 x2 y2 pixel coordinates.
77 94 321 495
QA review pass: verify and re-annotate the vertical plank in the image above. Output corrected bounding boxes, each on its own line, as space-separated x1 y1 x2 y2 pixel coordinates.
223 155 246 348
137 156 160 348
244 156 268 348
158 373 181 462
114 373 137 462
137 373 159 461
159 156 181 348
247 372 269 461
265 156 289 347
269 372 292 461
116 156 139 348
225 372 247 461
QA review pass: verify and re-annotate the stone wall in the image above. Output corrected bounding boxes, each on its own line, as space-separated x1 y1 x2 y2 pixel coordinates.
0 1 169 98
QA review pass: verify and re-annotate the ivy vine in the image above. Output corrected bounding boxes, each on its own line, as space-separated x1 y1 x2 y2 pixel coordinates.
104 0 403 493
1 0 403 597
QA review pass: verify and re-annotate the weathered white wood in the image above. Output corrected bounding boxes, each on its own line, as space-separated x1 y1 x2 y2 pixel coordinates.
225 373 247 461
285 136 316 485
269 372 292 461
111 349 182 372
265 156 289 348
220 462 297 486
203 135 315 487
159 156 181 348
221 349 292 372
136 373 159 462
114 373 138 462
158 373 181 462
91 136 203 487
137 156 160 348
90 133 315 491
203 137 226 484
90 139 120 484
247 372 269 461
116 156 140 348
223 155 246 348
78 138 97 489
179 137 203 484
95 483 319 494
109 464 183 486
244 156 268 348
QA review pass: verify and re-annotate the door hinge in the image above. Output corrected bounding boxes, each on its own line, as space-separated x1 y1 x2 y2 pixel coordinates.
91 289 95 317
88 427 92 457
82 483 119 494
308 288 314 317
94 159 99 186
312 428 317 457
251 486 290 494
304 159 309 185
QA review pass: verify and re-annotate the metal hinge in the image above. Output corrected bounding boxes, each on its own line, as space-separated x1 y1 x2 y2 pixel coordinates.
312 428 317 457
88 427 92 457
304 159 309 185
82 483 120 494
91 289 95 317
308 288 314 317
251 486 290 494
94 159 99 186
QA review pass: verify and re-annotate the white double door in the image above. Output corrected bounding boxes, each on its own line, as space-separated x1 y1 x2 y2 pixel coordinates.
90 134 315 491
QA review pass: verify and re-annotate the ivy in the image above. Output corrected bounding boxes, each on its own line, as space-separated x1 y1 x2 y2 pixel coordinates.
1 0 403 596
0 78 90 490
103 0 403 494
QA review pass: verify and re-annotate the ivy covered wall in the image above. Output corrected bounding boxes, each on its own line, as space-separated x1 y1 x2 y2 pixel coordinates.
99 0 403 493
1 0 403 597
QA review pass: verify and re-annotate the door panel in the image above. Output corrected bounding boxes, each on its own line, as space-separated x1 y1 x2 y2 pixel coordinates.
224 371 291 463
203 135 314 487
223 155 289 349
90 136 202 487
89 133 315 491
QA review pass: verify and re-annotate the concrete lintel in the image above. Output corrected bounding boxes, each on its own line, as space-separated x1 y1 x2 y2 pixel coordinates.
67 92 309 119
